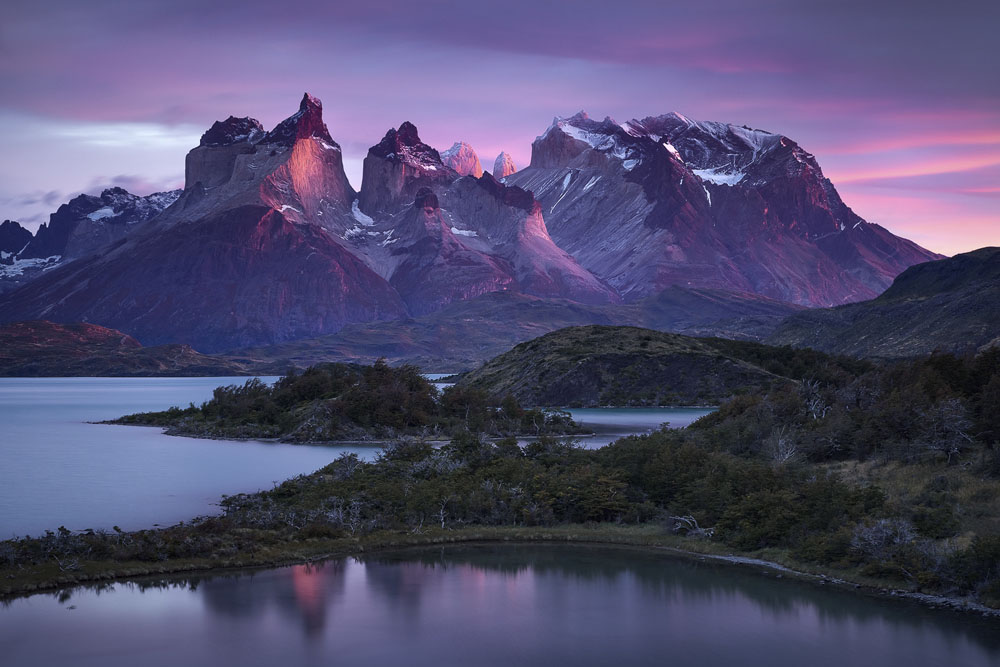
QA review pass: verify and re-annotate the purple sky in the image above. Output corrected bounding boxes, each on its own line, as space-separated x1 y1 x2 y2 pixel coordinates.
1 0 997 255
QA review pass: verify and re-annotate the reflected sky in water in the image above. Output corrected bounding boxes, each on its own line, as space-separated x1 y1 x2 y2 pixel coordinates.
568 407 714 448
0 377 373 537
2 545 997 666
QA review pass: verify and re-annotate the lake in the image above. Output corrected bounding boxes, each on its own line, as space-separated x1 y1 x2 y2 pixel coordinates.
1 544 996 666
0 378 710 537
0 377 365 538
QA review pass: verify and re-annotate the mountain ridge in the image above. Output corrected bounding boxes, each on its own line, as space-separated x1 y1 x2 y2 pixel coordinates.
0 94 941 355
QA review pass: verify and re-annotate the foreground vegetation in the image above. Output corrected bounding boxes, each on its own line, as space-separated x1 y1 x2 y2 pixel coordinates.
4 348 999 610
111 360 584 442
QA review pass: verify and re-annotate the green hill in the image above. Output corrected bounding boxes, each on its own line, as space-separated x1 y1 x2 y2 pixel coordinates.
768 247 1000 358
457 325 864 407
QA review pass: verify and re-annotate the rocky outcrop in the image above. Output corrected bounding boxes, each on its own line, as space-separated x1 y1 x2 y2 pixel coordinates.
493 151 517 178
357 122 459 216
0 221 31 255
441 142 483 177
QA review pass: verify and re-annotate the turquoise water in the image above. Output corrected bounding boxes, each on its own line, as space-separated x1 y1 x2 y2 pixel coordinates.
1 544 996 666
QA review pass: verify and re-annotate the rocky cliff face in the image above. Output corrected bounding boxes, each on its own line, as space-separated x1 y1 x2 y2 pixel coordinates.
441 142 483 177
173 93 357 237
0 95 404 350
505 111 940 306
493 152 518 178
346 121 619 314
19 187 180 261
0 221 31 255
357 122 458 216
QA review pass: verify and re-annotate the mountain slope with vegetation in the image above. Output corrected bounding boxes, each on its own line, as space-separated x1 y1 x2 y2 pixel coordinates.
769 247 1000 358
0 320 254 376
458 325 868 407
230 288 802 373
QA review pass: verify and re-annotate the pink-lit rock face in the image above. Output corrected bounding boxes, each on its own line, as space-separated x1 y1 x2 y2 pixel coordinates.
507 111 942 307
441 142 483 178
493 152 517 178
442 174 619 305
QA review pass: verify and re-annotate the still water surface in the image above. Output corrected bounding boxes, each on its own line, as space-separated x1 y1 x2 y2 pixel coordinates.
0 378 708 537
568 406 714 448
0 377 363 537
1 544 996 666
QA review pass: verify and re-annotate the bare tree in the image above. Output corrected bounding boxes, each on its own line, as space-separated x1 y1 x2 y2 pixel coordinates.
667 515 714 538
764 426 799 465
800 379 830 420
920 398 974 464
851 518 915 562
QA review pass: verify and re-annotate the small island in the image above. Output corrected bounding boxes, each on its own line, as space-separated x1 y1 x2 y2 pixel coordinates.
108 360 587 443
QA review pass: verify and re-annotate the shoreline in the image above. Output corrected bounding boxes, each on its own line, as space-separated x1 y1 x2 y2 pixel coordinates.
96 421 596 446
3 525 998 619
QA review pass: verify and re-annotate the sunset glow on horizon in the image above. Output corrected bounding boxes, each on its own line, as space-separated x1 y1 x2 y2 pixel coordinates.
1 0 996 256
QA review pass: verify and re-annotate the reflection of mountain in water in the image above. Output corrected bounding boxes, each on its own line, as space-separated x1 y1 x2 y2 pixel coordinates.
54 544 998 661
363 544 1000 652
199 561 348 639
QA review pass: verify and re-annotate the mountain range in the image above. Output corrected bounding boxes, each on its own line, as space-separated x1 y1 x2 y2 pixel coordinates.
0 93 943 354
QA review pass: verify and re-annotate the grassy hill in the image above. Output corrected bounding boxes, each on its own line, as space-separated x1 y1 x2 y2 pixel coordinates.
457 325 866 407
768 247 1000 358
0 320 256 376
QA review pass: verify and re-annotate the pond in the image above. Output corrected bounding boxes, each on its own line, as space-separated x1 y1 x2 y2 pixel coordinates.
1 544 996 666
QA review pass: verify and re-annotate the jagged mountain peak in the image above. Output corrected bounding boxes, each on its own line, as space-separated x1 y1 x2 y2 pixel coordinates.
506 109 941 307
369 122 443 168
261 92 337 147
493 152 517 178
441 142 483 178
199 116 265 147
358 122 458 216
0 220 32 255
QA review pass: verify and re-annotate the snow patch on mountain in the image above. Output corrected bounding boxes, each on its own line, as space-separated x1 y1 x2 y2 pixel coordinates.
86 207 117 221
352 200 374 226
0 255 61 277
450 226 478 237
693 167 745 186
